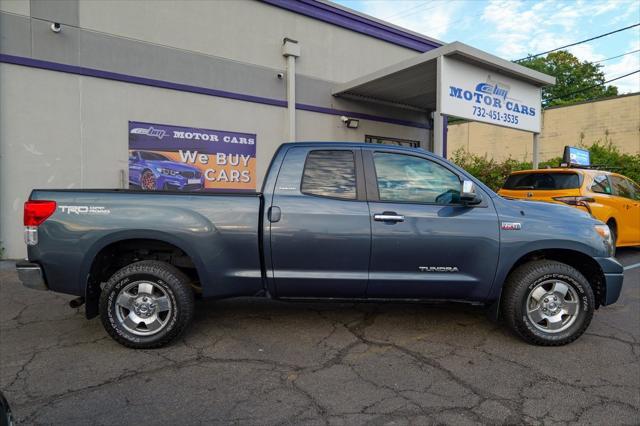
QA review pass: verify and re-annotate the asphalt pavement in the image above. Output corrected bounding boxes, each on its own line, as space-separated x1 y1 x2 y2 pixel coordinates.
1 249 639 425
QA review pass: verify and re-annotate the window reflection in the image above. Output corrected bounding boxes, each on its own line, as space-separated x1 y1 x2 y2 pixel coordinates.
301 150 357 200
373 153 460 204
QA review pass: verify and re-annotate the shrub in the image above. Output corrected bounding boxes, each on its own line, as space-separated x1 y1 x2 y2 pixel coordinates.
450 141 640 191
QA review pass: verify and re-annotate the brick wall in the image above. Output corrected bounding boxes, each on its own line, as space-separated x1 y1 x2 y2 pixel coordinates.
447 93 640 162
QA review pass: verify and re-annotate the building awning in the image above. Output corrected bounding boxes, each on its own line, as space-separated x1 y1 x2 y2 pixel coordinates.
332 42 556 111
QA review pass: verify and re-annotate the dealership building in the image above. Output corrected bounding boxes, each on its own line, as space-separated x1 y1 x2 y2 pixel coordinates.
0 0 554 258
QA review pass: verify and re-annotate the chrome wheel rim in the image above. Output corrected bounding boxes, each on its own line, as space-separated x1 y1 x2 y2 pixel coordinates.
526 279 580 333
115 281 172 336
141 172 156 190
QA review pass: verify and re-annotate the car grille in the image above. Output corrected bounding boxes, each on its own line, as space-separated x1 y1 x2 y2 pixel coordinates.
179 171 201 178
183 184 203 191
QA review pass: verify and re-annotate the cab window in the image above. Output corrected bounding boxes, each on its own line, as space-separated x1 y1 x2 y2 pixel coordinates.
373 152 460 204
301 150 357 200
590 175 612 195
610 176 639 200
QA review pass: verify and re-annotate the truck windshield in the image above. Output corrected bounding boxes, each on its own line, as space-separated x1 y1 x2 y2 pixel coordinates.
503 173 580 190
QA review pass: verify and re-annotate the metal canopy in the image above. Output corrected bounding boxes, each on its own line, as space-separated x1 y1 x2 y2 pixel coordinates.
332 41 556 111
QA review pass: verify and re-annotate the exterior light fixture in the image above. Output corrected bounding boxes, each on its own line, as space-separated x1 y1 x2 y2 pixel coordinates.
340 116 359 129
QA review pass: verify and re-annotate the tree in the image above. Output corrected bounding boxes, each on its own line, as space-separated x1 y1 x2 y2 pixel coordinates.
518 51 618 107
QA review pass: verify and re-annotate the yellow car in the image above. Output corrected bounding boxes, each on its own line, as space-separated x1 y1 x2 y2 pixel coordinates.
499 168 640 247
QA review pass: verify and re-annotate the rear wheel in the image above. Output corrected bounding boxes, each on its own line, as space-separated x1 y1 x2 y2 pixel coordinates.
502 260 594 346
99 260 194 349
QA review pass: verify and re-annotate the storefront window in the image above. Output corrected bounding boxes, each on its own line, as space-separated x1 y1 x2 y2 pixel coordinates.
365 135 420 148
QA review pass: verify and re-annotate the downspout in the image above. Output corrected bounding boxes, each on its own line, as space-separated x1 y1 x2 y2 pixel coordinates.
282 38 300 142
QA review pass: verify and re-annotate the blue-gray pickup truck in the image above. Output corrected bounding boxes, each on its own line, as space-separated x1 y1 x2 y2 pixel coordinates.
17 142 623 348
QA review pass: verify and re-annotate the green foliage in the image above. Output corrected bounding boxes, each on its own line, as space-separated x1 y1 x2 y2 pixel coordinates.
588 141 640 183
518 51 618 107
451 141 640 192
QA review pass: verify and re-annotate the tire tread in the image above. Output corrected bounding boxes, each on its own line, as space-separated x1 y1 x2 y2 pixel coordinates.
99 260 194 349
502 260 594 346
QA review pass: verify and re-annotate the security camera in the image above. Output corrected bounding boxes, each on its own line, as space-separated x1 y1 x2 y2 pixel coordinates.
50 22 61 33
340 116 349 123
276 72 284 79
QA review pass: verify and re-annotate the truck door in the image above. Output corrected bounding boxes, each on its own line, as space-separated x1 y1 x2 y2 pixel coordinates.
363 149 500 301
268 147 370 298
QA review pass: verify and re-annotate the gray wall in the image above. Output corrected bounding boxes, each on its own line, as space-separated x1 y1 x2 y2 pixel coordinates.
0 63 427 258
0 0 431 258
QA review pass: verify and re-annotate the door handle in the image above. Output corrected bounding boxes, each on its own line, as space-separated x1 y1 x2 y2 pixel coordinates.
268 206 281 223
374 212 405 222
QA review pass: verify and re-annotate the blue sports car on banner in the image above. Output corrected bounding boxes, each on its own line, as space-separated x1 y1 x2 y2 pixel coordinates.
128 150 204 191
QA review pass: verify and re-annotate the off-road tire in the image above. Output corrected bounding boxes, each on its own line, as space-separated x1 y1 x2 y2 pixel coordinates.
99 260 194 349
502 260 594 346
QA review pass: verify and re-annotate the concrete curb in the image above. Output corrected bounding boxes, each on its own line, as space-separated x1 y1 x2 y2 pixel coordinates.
0 260 17 271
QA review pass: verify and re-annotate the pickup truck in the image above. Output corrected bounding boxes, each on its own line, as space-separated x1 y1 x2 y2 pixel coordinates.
17 142 624 348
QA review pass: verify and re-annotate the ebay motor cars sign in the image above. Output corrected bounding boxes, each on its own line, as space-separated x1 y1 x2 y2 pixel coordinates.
128 121 256 192
440 57 542 133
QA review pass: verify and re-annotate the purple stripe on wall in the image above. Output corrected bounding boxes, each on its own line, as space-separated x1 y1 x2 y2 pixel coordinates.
260 0 441 52
0 53 287 107
0 53 429 129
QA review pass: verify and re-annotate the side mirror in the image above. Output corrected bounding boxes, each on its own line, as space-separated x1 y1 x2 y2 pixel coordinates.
460 180 482 205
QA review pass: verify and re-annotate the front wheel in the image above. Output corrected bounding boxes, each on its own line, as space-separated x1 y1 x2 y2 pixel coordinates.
140 170 157 190
501 260 594 346
99 261 194 349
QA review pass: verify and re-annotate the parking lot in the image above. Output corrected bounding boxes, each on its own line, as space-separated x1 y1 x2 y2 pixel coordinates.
0 249 638 425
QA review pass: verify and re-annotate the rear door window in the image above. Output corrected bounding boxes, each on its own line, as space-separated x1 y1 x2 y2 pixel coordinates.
502 173 580 190
610 176 639 200
301 150 357 200
590 175 612 195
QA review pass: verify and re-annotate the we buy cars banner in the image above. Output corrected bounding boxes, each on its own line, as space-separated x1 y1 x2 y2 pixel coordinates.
128 121 256 192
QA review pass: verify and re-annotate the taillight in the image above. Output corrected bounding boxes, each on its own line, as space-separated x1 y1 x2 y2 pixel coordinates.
24 200 57 226
553 196 594 215
552 196 595 205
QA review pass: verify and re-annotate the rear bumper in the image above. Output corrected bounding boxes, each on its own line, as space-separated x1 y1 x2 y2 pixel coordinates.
16 261 48 291
595 257 624 306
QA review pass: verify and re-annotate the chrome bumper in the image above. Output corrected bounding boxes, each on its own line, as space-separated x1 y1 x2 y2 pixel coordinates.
16 262 48 291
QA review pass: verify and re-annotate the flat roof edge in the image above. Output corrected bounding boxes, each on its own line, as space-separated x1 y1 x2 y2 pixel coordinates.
333 41 555 97
445 42 556 86
260 0 442 52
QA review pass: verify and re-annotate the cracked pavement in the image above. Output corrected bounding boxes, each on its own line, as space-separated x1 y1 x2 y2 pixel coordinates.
1 249 639 425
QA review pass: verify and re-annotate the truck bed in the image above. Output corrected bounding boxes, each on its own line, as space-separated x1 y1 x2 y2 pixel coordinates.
28 189 264 299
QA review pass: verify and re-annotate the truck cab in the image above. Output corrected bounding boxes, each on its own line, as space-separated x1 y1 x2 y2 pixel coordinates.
265 144 499 302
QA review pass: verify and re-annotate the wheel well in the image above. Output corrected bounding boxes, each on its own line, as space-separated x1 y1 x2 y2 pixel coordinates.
505 249 605 309
85 239 201 318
